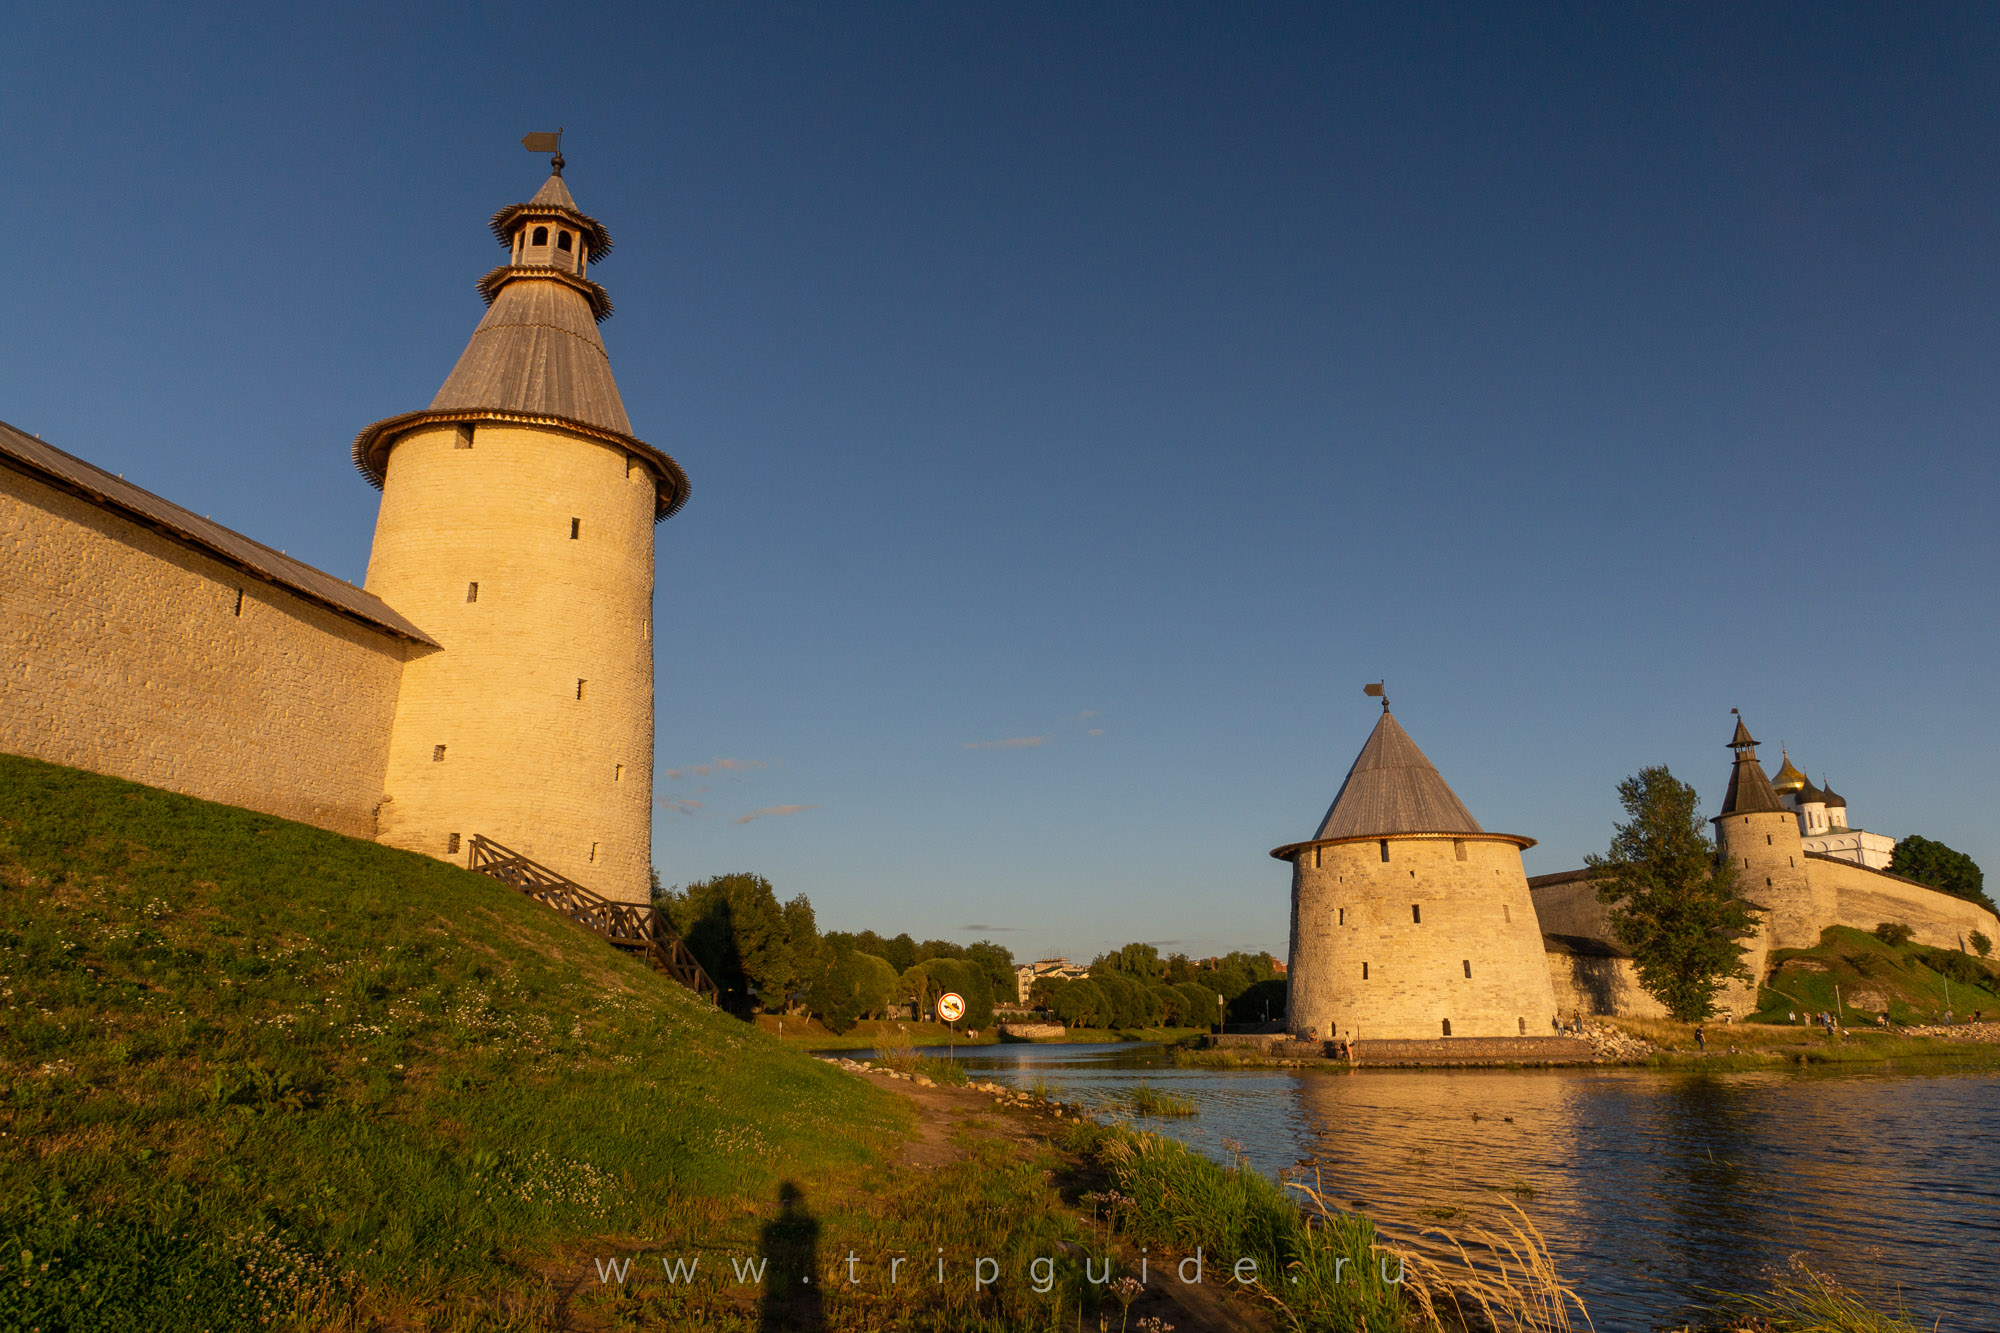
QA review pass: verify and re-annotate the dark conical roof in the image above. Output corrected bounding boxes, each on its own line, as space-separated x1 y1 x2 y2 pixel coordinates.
1719 714 1786 816
350 166 689 520
1795 776 1825 805
429 274 632 435
1313 710 1484 840
1819 777 1846 808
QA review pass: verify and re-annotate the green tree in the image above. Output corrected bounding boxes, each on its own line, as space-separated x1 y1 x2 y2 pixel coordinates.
963 940 1017 999
807 948 898 1035
774 894 821 1013
1028 974 1066 1011
1890 835 1994 913
1588 766 1756 1022
1972 931 1992 960
1092 942 1166 982
658 873 796 1015
881 933 918 974
1051 979 1109 1028
1174 981 1223 1029
1873 922 1915 947
900 958 993 1029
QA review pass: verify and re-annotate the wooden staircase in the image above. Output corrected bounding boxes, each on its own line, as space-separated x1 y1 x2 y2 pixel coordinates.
466 835 718 1004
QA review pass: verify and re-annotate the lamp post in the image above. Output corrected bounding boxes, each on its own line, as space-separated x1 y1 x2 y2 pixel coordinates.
1216 992 1224 1035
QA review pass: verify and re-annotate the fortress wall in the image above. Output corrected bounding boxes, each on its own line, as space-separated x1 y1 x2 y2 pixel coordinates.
1528 875 1616 939
1810 857 1999 951
1288 835 1558 1041
0 464 405 836
1545 950 1670 1020
365 422 656 903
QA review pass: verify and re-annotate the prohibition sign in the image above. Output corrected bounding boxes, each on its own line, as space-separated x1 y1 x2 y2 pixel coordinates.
936 992 966 1023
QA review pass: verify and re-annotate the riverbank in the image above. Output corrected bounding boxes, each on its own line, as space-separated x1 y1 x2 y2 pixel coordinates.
802 1053 1940 1333
1165 1016 2000 1072
758 1013 1207 1049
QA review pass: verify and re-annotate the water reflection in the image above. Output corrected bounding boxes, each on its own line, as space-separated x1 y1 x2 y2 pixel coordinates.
840 1044 2000 1329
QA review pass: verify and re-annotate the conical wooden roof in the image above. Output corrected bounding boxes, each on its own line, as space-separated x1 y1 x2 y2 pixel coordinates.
1313 710 1485 839
428 271 632 435
1719 714 1786 816
350 167 690 520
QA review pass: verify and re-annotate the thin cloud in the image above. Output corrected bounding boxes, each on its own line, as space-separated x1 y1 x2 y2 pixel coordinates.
960 924 1021 933
656 796 704 816
735 804 817 825
664 758 767 780
963 736 1049 750
1075 710 1100 723
1087 728 1104 736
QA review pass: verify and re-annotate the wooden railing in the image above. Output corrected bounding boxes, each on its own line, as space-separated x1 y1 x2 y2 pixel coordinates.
467 835 718 1004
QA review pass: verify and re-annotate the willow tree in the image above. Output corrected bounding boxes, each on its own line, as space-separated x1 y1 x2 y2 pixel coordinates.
1589 766 1756 1021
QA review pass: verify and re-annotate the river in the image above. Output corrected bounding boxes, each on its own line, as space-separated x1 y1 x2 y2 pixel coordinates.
828 1041 2000 1330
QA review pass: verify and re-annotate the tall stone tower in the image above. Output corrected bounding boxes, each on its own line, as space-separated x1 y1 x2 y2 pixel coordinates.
1274 702 1557 1041
1713 713 1826 953
352 159 689 904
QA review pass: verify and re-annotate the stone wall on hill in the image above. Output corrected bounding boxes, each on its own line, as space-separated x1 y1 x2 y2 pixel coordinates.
1 464 406 838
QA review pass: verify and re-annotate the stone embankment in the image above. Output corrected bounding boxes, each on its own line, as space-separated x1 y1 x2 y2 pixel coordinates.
816 1056 1079 1116
1579 1021 1658 1060
1199 1032 1603 1066
1899 1020 2000 1041
995 1021 1066 1040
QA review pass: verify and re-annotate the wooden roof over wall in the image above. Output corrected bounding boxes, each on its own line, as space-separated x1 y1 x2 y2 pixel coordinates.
0 419 436 645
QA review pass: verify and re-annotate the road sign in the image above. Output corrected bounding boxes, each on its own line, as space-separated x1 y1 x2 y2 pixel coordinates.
937 992 966 1023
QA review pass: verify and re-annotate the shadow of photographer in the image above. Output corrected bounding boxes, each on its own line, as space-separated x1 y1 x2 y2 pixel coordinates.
759 1180 823 1331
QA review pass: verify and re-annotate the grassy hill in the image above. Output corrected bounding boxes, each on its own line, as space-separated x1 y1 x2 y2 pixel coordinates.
1754 924 2000 1024
0 753 911 1330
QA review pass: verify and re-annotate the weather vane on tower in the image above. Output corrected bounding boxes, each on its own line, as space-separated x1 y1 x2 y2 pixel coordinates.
522 127 564 176
1364 680 1388 712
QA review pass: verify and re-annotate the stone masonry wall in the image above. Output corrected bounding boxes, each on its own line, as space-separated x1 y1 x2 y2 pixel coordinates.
1718 808 1829 951
1545 951 1670 1020
0 465 405 836
365 421 657 903
1287 834 1559 1041
1811 856 1999 952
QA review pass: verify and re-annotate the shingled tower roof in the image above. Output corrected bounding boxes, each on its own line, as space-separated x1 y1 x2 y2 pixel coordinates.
1313 709 1486 839
1719 712 1786 815
351 166 690 520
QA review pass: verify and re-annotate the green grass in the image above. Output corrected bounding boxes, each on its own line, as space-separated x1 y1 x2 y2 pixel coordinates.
762 1016 1004 1049
1070 1121 1408 1331
1118 1084 1198 1117
1722 1261 1934 1332
0 754 911 1329
1751 925 2000 1026
1604 1011 2000 1072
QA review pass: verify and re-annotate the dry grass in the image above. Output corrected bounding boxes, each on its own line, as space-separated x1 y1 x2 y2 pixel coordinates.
1290 1175 1591 1333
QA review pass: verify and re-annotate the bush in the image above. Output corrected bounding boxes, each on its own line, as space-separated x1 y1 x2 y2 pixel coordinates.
1972 931 1992 960
1873 922 1915 947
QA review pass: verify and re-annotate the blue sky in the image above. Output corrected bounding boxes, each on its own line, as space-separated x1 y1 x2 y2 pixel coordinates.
5 4 1996 961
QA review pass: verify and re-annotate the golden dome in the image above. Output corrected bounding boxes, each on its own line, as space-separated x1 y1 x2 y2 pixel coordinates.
1771 748 1808 794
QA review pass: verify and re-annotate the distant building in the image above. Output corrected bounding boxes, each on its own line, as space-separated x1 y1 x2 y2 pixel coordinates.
1770 751 1895 870
1014 957 1089 1004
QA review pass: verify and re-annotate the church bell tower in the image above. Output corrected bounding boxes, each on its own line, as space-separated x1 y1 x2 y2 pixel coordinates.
352 152 689 903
